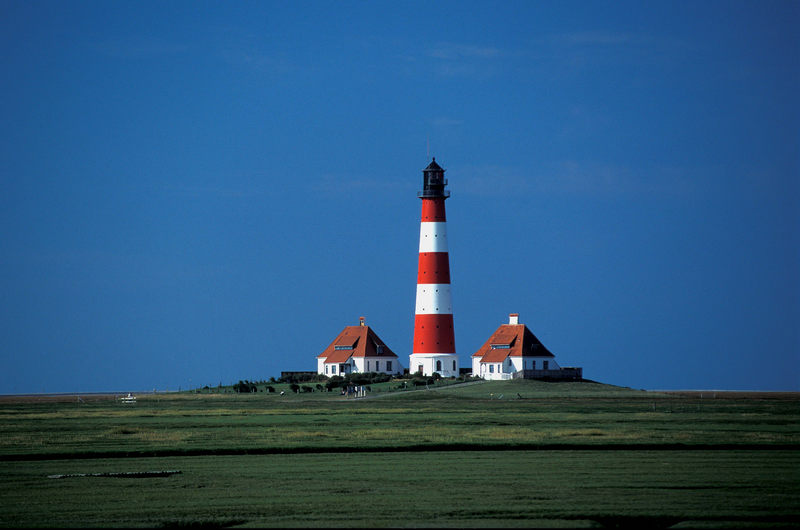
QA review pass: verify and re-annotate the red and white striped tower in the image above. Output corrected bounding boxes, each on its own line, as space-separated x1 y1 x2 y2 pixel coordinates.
410 158 458 377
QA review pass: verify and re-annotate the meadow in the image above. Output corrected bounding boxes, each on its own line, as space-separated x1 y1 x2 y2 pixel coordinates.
1 379 798 528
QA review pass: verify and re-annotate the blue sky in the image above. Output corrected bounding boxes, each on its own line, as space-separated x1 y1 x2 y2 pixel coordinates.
1 0 798 393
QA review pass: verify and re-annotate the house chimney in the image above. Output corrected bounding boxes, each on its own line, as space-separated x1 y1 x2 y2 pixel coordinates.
359 316 365 326
509 313 519 325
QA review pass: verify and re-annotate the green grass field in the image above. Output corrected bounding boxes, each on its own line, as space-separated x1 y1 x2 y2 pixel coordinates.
1 380 798 528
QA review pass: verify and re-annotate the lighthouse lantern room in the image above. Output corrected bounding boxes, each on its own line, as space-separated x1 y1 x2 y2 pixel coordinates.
409 158 458 377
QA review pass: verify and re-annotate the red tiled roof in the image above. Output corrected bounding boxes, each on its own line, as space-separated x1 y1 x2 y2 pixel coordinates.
479 348 512 363
472 324 555 363
335 334 360 347
318 324 398 363
323 349 354 363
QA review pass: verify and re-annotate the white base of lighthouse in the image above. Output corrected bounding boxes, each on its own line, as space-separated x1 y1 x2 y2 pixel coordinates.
409 353 459 378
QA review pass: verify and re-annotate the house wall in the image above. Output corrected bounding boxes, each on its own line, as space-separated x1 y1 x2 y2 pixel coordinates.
475 356 562 380
476 358 514 380
521 357 561 371
319 357 404 376
355 357 403 375
319 359 354 376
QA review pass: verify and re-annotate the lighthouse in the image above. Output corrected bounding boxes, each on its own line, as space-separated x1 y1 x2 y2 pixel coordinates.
409 158 458 377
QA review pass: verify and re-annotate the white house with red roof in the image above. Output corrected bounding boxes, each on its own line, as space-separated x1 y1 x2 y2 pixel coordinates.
317 317 404 376
471 313 582 381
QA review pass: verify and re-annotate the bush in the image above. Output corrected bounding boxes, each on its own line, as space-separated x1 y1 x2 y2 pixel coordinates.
280 373 329 384
373 372 391 384
325 376 345 391
289 383 300 393
233 380 258 393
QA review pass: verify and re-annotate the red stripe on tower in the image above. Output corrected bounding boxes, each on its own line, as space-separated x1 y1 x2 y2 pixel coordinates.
409 158 458 377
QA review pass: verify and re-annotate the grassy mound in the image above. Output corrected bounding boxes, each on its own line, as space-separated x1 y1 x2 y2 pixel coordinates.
423 378 654 398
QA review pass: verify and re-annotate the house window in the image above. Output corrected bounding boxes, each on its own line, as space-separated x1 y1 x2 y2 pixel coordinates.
366 361 370 371
491 344 510 349
489 365 494 373
332 365 336 374
532 360 536 369
386 361 392 371
334 345 351 350
376 345 384 354
543 361 549 370
375 361 380 371
452 360 456 371
436 360 442 372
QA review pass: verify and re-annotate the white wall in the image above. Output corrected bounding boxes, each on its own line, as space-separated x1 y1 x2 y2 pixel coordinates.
318 359 353 376
476 359 513 380
475 355 563 380
319 356 404 376
358 357 404 375
409 353 459 377
522 357 561 370
471 356 481 376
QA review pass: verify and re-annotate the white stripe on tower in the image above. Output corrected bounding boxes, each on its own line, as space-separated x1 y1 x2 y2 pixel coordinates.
418 222 448 253
414 284 452 314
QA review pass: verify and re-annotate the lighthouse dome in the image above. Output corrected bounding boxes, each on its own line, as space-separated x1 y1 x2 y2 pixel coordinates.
425 158 444 171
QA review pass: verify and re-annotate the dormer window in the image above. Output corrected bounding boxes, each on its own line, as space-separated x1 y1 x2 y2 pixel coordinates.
491 344 510 349
376 345 385 354
334 345 351 351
